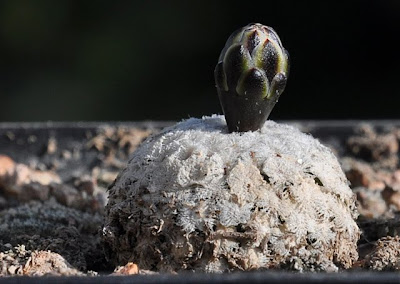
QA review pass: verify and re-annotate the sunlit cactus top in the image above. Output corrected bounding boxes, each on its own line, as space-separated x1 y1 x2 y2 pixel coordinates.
215 23 290 133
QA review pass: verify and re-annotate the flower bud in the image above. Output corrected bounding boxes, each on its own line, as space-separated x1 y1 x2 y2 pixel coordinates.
215 23 290 132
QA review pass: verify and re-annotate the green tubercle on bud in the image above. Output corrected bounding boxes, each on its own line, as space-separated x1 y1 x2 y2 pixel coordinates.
215 23 290 133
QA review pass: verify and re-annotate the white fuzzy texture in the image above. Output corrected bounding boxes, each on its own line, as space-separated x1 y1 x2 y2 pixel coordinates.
103 115 360 272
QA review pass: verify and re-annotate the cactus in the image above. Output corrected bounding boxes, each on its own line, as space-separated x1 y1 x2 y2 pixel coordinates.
215 23 290 132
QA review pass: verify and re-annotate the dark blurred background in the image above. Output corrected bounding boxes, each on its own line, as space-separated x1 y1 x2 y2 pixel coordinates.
0 0 399 122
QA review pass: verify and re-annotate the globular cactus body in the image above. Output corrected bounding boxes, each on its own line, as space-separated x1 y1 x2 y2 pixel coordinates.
215 23 290 132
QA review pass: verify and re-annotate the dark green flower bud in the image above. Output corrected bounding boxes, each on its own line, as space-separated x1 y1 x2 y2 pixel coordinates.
215 23 290 133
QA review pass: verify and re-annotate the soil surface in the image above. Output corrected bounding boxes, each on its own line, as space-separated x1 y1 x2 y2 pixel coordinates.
0 121 400 276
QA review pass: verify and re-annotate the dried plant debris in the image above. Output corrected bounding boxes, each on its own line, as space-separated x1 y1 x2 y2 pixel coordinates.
0 246 83 276
363 236 400 271
103 116 360 273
